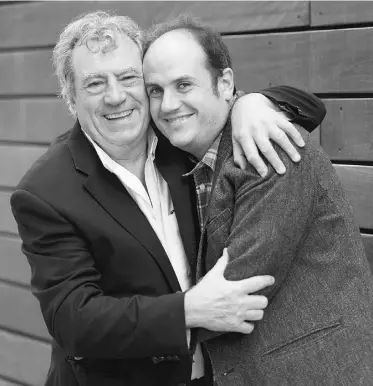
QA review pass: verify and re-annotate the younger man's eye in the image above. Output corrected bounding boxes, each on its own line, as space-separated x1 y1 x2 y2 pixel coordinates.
147 87 162 97
178 82 191 91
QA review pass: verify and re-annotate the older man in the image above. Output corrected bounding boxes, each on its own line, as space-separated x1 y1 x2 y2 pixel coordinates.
143 15 373 386
11 12 324 386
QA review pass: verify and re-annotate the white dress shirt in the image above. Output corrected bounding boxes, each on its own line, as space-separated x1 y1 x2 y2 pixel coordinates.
83 128 205 379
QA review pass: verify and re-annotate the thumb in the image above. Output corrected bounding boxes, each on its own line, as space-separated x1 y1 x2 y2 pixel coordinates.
210 248 229 276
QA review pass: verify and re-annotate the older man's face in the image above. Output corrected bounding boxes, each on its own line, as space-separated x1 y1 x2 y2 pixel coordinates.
143 29 232 159
72 34 150 151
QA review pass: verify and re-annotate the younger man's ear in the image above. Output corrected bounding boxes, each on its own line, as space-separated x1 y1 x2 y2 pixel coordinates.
219 68 234 101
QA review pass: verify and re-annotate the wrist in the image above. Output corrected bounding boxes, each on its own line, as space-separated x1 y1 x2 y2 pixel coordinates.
184 288 200 329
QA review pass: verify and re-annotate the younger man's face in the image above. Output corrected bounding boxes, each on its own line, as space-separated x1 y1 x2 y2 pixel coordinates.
143 29 232 159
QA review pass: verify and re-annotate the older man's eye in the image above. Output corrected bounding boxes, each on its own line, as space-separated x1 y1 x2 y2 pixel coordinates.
86 81 105 93
119 76 138 86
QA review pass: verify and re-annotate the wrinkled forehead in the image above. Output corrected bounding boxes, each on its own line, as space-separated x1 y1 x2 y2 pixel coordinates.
72 34 143 79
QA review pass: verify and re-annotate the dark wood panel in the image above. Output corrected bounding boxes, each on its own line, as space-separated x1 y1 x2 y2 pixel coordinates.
0 329 50 386
0 145 47 188
321 99 373 162
225 28 373 94
0 50 57 95
3 28 373 95
0 99 72 143
334 165 373 230
311 1 373 26
362 234 373 271
0 191 18 235
0 282 50 340
0 236 29 285
0 1 309 49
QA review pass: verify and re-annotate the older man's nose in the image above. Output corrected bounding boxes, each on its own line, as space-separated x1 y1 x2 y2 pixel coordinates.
104 82 127 105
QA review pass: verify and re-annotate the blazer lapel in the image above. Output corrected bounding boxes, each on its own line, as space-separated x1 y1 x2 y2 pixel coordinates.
155 133 199 273
67 122 182 292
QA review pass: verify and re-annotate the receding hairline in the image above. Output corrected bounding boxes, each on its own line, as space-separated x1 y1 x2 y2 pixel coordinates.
144 27 206 66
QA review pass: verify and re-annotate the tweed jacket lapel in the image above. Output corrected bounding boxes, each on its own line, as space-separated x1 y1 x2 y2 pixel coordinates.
195 119 233 280
66 121 183 292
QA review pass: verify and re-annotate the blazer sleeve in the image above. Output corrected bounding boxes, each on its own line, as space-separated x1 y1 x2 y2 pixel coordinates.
223 125 320 298
10 189 189 360
258 85 326 132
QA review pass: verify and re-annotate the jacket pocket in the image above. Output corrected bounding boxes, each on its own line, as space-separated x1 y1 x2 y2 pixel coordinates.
207 207 232 240
259 319 344 361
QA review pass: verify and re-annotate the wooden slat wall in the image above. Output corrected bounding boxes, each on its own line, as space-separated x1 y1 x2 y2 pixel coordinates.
0 2 372 384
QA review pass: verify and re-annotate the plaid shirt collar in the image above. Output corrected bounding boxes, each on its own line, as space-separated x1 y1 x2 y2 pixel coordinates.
183 133 222 230
184 133 222 177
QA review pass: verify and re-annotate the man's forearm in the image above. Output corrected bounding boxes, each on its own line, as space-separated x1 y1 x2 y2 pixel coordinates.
258 85 326 131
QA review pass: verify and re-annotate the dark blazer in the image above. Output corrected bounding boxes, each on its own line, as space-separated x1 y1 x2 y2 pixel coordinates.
10 123 198 386
198 122 373 386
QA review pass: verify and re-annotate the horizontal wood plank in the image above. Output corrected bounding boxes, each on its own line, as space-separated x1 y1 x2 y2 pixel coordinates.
0 282 50 341
225 27 373 93
0 236 29 285
3 28 373 96
0 378 23 386
362 234 373 270
0 98 72 143
311 1 373 27
0 1 309 49
0 50 57 95
0 145 48 188
0 329 50 386
321 99 373 162
334 165 373 230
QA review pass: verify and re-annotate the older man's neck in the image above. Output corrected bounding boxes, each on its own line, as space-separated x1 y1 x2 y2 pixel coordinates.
106 141 148 184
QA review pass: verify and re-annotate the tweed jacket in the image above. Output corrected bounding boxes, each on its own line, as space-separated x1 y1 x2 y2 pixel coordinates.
198 122 373 386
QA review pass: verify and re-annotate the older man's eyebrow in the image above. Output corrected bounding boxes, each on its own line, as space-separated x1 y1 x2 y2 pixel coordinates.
81 68 142 85
81 73 106 86
116 68 143 77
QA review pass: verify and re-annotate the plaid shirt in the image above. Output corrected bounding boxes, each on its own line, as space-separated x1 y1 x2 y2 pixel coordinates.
184 133 222 231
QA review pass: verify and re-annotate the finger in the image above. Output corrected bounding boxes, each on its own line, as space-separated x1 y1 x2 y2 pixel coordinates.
277 118 305 148
244 295 269 310
255 136 286 175
239 137 268 177
232 138 248 170
235 321 255 334
270 129 301 163
236 275 275 294
245 309 264 321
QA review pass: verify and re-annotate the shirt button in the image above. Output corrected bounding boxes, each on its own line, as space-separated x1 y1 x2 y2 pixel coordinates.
199 184 205 191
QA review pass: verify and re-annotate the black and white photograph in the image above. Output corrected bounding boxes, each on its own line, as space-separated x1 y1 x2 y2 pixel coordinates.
0 1 373 385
